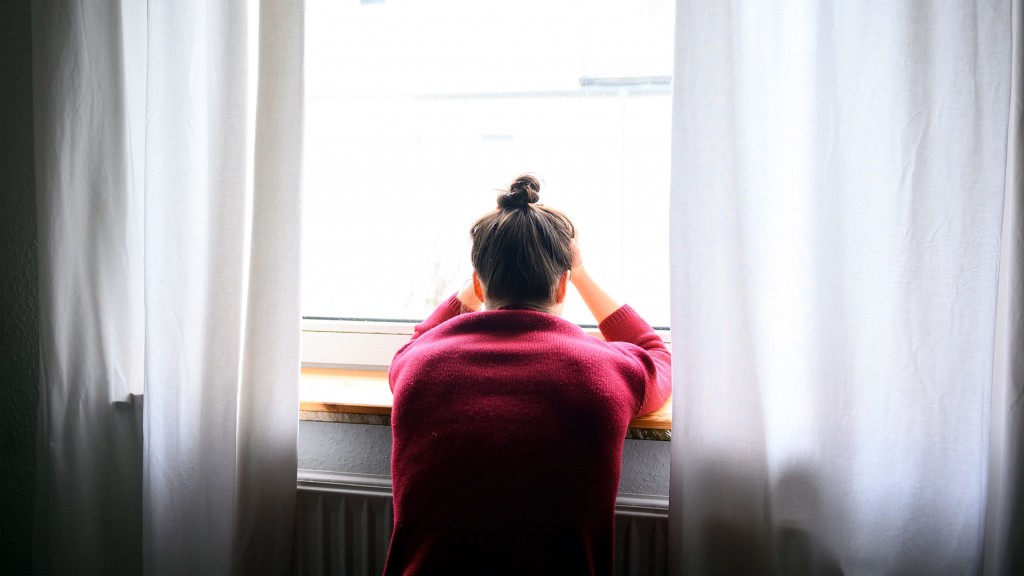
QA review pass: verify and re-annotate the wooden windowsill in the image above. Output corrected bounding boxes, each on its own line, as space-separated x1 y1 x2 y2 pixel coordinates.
300 367 672 441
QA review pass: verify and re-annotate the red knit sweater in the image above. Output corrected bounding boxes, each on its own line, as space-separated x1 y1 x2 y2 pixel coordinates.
383 294 672 575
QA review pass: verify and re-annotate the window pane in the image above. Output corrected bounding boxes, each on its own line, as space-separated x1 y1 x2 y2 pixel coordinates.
303 0 673 327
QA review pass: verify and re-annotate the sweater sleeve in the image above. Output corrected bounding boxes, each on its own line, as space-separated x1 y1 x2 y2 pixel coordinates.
409 293 465 341
389 293 466 392
597 304 672 417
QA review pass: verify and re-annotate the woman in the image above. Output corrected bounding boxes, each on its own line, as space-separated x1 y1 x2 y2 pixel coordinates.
383 174 672 575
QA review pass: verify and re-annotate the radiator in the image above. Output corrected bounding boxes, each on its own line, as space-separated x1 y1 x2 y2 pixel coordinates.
293 470 669 576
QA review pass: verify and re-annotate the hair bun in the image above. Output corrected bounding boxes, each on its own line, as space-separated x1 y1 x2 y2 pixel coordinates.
498 174 541 209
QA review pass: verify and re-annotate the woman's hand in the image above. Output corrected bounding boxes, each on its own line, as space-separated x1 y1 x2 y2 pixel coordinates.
457 278 483 312
569 237 621 324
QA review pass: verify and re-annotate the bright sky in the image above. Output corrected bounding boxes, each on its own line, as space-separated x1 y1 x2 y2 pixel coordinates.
302 0 675 326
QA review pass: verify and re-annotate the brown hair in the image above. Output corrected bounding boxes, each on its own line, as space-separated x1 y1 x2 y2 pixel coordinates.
470 174 576 309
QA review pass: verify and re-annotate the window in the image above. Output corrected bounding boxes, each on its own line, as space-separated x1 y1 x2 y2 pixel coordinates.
302 0 674 367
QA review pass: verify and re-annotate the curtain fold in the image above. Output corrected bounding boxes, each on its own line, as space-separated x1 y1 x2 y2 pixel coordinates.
32 1 144 573
234 0 304 572
33 1 304 574
984 2 1024 574
141 2 250 574
668 1 1016 574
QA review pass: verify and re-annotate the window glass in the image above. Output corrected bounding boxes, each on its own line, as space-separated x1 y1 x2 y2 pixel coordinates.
303 0 674 326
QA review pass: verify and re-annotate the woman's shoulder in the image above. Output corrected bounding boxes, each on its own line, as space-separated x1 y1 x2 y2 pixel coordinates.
444 308 586 337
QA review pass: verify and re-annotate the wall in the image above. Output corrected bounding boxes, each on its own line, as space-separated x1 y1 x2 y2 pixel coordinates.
299 422 671 497
0 1 39 574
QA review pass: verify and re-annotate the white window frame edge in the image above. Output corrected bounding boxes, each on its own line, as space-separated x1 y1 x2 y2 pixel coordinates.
302 319 414 369
301 318 671 369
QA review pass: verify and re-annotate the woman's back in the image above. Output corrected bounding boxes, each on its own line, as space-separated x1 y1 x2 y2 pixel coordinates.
384 296 670 575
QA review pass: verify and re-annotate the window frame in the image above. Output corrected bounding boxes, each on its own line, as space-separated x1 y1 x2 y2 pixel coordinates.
300 317 671 369
301 318 414 368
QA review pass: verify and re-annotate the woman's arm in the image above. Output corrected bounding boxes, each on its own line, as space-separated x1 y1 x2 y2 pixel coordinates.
568 239 620 324
571 239 671 416
390 290 471 391
407 297 459 344
403 279 482 344
599 306 672 416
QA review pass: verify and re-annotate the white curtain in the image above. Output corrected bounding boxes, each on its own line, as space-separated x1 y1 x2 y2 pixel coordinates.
985 2 1024 573
32 1 304 574
668 1 1019 575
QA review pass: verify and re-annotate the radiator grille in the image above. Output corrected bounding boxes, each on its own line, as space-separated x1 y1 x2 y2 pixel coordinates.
293 471 668 576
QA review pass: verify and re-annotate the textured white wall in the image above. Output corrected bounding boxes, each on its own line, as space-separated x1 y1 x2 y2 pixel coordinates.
0 1 39 573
